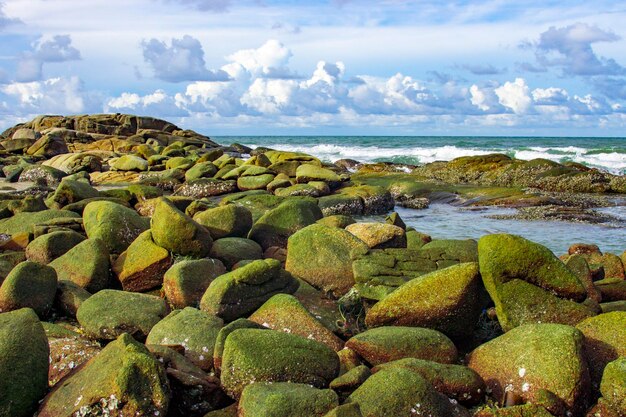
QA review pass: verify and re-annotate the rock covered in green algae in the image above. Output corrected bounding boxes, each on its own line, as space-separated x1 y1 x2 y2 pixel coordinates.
0 261 57 317
208 237 263 269
175 178 237 198
146 307 223 371
220 328 339 399
0 308 50 417
82 200 149 254
25 229 85 264
473 404 555 417
285 223 369 297
193 204 253 239
49 237 110 293
238 382 339 417
45 178 100 209
200 258 299 322
467 323 590 415
38 333 170 417
110 154 149 171
0 208 80 236
163 258 226 308
316 214 356 228
151 197 213 257
112 230 172 292
345 222 406 249
345 326 457 366
372 358 485 406
600 357 626 413
329 365 371 399
323 403 364 417
365 262 487 339
212 318 266 373
347 367 470 417
249 293 345 351
77 289 169 340
248 198 323 250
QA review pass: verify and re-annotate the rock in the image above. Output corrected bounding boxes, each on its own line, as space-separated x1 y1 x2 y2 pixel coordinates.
419 239 478 264
112 230 172 292
576 312 626 391
193 204 253 239
248 198 323 250
385 211 406 229
0 261 57 317
347 367 469 417
212 318 266 374
249 293 344 351
175 178 237 198
19 164 67 185
317 214 356 228
0 251 26 282
345 222 406 249
237 173 275 191
600 357 626 413
338 185 394 215
238 382 339 417
329 365 371 399
46 178 99 209
0 308 49 417
467 323 590 415
76 289 169 340
473 404 555 417
49 238 110 293
220 328 339 398
54 280 91 317
296 164 341 187
565 254 603 302
478 234 590 331
83 200 150 254
146 307 223 371
185 161 218 181
208 237 264 269
372 359 485 406
345 326 457 366
596 279 626 302
365 263 487 340
323 403 364 417
151 197 213 257
38 333 170 417
318 193 364 216
25 230 86 264
285 224 369 297
163 258 226 308
200 259 299 322
0 209 80 236
48 332 101 386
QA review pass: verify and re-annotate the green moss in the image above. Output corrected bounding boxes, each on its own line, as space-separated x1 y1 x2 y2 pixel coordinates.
111 154 149 171
212 318 266 373
163 258 226 309
209 237 263 269
239 382 339 417
237 173 275 191
49 237 110 293
600 357 626 412
83 200 149 254
193 204 253 239
0 209 80 236
0 261 57 317
25 230 86 264
316 214 356 228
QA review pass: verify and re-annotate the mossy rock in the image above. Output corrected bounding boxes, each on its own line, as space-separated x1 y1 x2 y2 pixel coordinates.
248 198 323 250
55 280 91 317
347 367 469 417
318 193 364 216
473 404 555 417
0 308 49 417
212 318 266 373
0 251 26 283
49 238 110 293
249 293 344 351
565 254 602 302
596 279 626 302
0 209 80 236
76 289 169 340
365 263 487 340
237 173 275 191
338 185 394 215
345 326 457 366
238 382 339 417
576 311 626 391
208 237 263 269
146 307 223 371
373 358 485 405
0 261 57 317
317 214 356 229
419 238 478 263
63 196 131 215
165 156 193 170
38 333 169 417
25 230 86 264
193 204 253 240
111 154 149 171
220 191 284 223
200 259 299 322
185 161 218 181
83 200 150 254
151 197 212 257
293 279 345 335
220 328 339 398
126 184 163 202
163 258 226 309
323 403 363 417
112 230 172 292
467 323 590 415
345 222 406 249
600 357 626 413
296 164 341 186
329 365 371 399
275 183 324 197
285 224 369 297
175 178 237 198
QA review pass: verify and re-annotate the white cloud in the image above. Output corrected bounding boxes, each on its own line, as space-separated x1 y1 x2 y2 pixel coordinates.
15 35 81 82
1 76 94 114
160 0 231 12
495 78 532 114
105 89 189 117
223 39 294 79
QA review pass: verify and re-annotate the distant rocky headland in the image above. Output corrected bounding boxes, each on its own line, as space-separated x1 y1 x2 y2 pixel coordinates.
0 114 624 417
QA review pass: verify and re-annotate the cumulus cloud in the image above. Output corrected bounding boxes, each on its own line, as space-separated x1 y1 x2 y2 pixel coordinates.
105 90 189 117
159 0 231 12
142 35 230 83
16 35 82 82
223 39 295 79
495 78 532 114
0 2 21 29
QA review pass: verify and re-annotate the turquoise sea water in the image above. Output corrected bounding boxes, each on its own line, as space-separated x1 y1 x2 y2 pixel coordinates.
217 136 626 253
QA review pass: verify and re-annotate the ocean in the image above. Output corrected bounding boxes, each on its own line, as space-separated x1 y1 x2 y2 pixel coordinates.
216 136 626 254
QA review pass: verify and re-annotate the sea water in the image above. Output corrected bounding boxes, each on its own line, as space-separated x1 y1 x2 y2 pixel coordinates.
216 135 626 254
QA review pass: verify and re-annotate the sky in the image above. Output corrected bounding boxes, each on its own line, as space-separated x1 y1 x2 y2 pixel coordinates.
0 0 625 136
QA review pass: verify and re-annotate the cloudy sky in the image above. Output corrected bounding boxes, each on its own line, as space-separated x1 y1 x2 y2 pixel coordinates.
0 0 625 136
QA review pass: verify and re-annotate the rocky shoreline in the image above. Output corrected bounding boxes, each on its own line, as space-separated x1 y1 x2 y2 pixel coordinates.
0 114 624 417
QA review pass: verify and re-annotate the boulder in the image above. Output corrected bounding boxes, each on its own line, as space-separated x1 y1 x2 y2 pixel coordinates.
296 164 341 186
185 161 218 181
163 258 227 308
54 280 91 317
38 333 170 417
193 204 253 239
238 382 339 417
49 238 110 293
151 197 212 257
146 307 223 371
0 308 49 417
76 289 169 340
220 328 339 398
0 209 80 236
46 179 99 208
0 261 57 317
212 318 266 373
345 326 457 366
83 200 150 254
25 230 86 264
345 222 406 249
317 214 356 229
600 357 626 413
200 259 299 322
285 224 369 297
208 237 264 269
467 323 591 415
175 178 237 198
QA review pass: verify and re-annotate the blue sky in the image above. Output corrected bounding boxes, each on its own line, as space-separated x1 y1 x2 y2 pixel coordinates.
0 0 625 136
